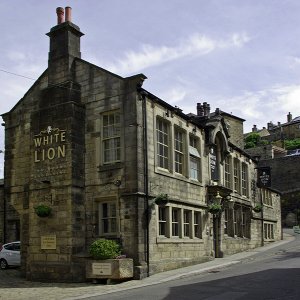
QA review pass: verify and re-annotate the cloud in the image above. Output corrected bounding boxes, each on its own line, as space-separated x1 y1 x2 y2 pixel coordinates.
104 32 251 75
215 83 300 131
7 51 26 62
159 87 187 105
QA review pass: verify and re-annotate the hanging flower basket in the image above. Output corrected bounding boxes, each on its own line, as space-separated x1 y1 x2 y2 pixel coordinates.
34 204 52 217
253 204 263 213
154 194 169 206
207 203 222 214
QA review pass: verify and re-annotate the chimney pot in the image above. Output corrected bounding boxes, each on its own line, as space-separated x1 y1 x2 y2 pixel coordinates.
65 6 72 22
287 112 292 123
197 103 204 116
56 7 64 24
252 125 257 132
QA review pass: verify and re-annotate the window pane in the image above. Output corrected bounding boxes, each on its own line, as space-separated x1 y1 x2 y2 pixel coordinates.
157 119 169 169
102 112 121 163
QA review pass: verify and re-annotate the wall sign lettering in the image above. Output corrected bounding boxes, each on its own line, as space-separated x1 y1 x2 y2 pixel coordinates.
33 126 66 163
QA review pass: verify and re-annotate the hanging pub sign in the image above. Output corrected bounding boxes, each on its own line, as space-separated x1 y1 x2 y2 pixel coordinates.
210 146 219 181
257 167 271 187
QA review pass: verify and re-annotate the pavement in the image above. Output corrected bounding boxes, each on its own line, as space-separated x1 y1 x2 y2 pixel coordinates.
0 230 296 300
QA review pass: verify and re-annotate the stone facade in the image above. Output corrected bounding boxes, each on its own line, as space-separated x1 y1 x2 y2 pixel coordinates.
245 145 287 160
0 7 282 282
0 179 3 243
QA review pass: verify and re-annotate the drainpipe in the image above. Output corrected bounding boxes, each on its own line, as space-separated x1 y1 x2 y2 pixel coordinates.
140 90 150 277
260 189 264 247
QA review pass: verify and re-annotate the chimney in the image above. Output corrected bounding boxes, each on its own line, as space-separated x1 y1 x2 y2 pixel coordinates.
287 112 292 123
65 6 72 22
202 102 210 117
56 7 64 24
197 103 204 116
47 7 84 84
267 122 272 130
277 122 281 126
252 125 257 132
207 103 210 117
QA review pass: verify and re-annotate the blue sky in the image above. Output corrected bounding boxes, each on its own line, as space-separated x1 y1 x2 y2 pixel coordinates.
1 0 300 176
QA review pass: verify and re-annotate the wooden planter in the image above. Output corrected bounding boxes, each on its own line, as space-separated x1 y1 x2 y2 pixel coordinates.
86 258 133 280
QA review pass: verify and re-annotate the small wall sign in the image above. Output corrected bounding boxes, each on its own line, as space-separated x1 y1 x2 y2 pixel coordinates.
92 262 112 276
41 235 56 249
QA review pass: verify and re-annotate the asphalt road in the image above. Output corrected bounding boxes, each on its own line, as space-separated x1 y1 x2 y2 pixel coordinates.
89 232 300 300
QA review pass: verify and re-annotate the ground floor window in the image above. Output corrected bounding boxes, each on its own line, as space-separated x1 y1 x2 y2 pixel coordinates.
224 205 251 238
159 207 168 236
264 222 275 240
98 202 117 236
157 205 202 239
172 208 180 237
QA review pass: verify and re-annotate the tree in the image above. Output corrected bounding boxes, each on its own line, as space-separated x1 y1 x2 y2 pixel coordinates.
284 138 300 150
244 133 261 149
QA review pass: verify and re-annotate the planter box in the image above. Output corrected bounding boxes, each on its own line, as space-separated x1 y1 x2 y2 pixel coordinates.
86 258 133 280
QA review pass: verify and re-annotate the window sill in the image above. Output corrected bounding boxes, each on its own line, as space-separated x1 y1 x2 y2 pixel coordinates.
224 235 250 240
156 237 203 244
98 162 124 172
155 167 203 186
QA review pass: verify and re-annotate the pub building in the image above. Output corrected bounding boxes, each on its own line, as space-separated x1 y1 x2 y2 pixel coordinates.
1 7 282 282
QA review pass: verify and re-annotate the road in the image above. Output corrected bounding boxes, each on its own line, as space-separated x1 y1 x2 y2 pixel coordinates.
88 232 300 300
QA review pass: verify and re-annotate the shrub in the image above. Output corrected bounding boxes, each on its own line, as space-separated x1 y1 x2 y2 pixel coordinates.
89 239 121 260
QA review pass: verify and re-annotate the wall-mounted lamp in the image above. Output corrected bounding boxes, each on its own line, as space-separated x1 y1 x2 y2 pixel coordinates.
114 179 121 187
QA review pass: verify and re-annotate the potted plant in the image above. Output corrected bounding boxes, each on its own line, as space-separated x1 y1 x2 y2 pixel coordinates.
86 239 133 281
253 204 263 213
34 204 52 217
89 239 121 260
207 203 222 214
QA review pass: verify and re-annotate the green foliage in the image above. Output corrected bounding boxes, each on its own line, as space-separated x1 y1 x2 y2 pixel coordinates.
284 138 300 150
244 133 270 149
89 239 121 260
253 204 263 213
34 204 52 217
244 133 261 149
207 203 222 214
244 141 256 149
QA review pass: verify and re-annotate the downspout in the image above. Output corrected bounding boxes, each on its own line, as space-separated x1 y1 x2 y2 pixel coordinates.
140 90 150 277
260 188 264 246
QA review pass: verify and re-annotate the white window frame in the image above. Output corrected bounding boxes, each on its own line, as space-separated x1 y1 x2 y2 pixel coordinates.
189 136 201 181
194 211 202 239
156 118 169 170
233 158 240 193
98 202 117 236
172 208 180 237
102 111 121 164
264 222 275 240
183 210 191 238
241 163 248 197
224 156 231 188
157 205 203 240
158 206 168 237
174 128 185 174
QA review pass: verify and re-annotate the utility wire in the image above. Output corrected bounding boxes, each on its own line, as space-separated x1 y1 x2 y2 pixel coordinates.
0 68 36 81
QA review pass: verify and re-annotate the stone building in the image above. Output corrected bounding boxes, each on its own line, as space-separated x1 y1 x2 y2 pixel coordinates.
246 112 300 145
0 178 4 243
1 7 281 282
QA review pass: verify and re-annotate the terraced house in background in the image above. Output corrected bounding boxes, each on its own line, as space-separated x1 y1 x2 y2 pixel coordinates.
0 7 281 282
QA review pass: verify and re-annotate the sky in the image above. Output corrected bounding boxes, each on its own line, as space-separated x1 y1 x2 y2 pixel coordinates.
1 0 300 177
